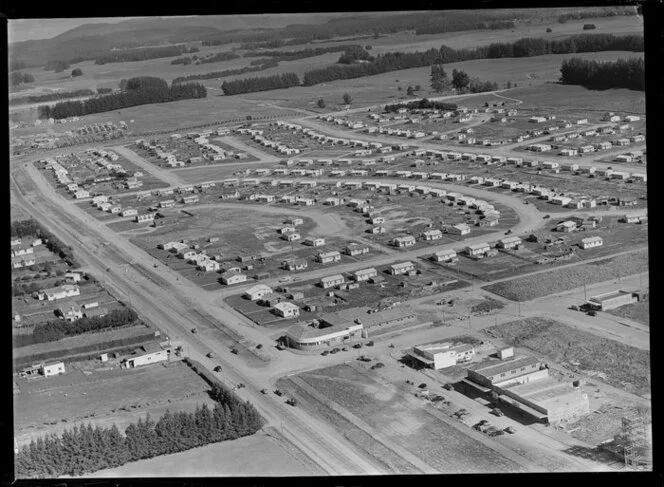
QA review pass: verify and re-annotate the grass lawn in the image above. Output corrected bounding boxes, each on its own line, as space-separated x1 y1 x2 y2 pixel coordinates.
483 316 650 396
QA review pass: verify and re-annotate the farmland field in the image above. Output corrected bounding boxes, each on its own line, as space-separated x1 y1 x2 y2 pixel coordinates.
483 249 648 301
14 360 214 447
483 317 651 396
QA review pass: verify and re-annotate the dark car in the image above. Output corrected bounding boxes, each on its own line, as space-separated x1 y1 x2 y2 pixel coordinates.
587 310 597 317
213 365 222 373
543 214 551 219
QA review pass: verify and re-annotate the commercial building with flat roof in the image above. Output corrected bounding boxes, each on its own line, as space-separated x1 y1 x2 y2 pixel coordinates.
586 290 638 311
407 342 475 370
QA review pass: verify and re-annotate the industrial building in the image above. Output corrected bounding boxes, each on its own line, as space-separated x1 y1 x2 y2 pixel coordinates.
463 355 590 424
586 290 638 311
407 342 475 369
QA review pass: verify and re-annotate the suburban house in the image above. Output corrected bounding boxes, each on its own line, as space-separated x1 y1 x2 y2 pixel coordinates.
273 302 300 318
392 235 417 247
344 244 370 256
579 236 603 249
497 236 523 250
431 249 458 263
466 243 491 258
353 268 378 281
421 229 443 241
447 223 471 235
220 271 247 285
389 261 415 275
557 220 578 232
316 251 341 264
320 274 345 289
135 213 155 223
36 285 80 301
304 237 326 247
284 259 308 271
282 232 301 242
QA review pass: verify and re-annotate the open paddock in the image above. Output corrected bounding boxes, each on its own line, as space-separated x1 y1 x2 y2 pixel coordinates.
449 251 534 281
604 300 649 326
483 249 648 302
87 429 322 477
14 360 213 448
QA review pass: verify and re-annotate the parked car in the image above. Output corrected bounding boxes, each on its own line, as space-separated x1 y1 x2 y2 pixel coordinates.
321 350 329 356
191 328 197 334
504 426 516 434
543 214 551 219
230 348 239 355
260 388 268 394
490 408 504 417
286 398 297 406
213 365 222 373
587 310 597 317
206 352 214 358
274 389 284 396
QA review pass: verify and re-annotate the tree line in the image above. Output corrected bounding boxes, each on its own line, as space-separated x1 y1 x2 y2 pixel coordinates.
560 57 644 91
301 33 643 87
172 64 267 84
10 72 35 87
416 19 516 36
38 76 207 119
15 308 140 348
221 72 300 96
243 44 362 61
384 98 458 113
30 307 138 344
12 219 77 265
557 7 637 24
15 384 264 478
94 45 198 65
10 89 95 106
173 51 241 65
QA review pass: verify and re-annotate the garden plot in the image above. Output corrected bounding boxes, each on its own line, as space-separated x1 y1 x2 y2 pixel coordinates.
278 363 526 473
483 249 648 302
14 360 214 448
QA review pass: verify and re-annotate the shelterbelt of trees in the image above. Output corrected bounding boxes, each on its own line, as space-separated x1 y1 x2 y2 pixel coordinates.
15 382 264 478
10 89 96 106
11 219 77 266
221 72 300 95
38 77 207 119
94 44 199 65
14 308 141 348
301 33 643 86
560 57 644 90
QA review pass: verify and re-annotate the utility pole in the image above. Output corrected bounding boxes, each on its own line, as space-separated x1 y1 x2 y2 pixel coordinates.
584 283 587 301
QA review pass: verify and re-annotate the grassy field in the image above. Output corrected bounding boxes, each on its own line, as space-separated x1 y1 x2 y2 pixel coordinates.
14 360 213 446
483 249 649 302
605 300 649 326
86 429 321 477
483 317 651 396
278 363 526 473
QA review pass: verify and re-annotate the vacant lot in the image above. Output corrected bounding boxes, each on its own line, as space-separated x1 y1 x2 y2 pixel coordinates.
87 429 321 477
483 250 648 302
14 360 213 447
483 317 650 396
605 300 649 326
278 363 526 473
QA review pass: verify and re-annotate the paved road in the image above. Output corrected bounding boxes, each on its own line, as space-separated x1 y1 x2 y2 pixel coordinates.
112 145 186 187
10 164 385 476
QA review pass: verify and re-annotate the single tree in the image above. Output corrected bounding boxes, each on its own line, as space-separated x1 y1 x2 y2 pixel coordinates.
317 98 326 108
414 84 421 91
430 64 451 92
451 69 470 91
342 92 353 105
406 85 415 96
71 68 83 77
119 79 128 91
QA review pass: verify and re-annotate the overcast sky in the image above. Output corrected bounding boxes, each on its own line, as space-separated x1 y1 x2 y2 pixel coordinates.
8 18 140 43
